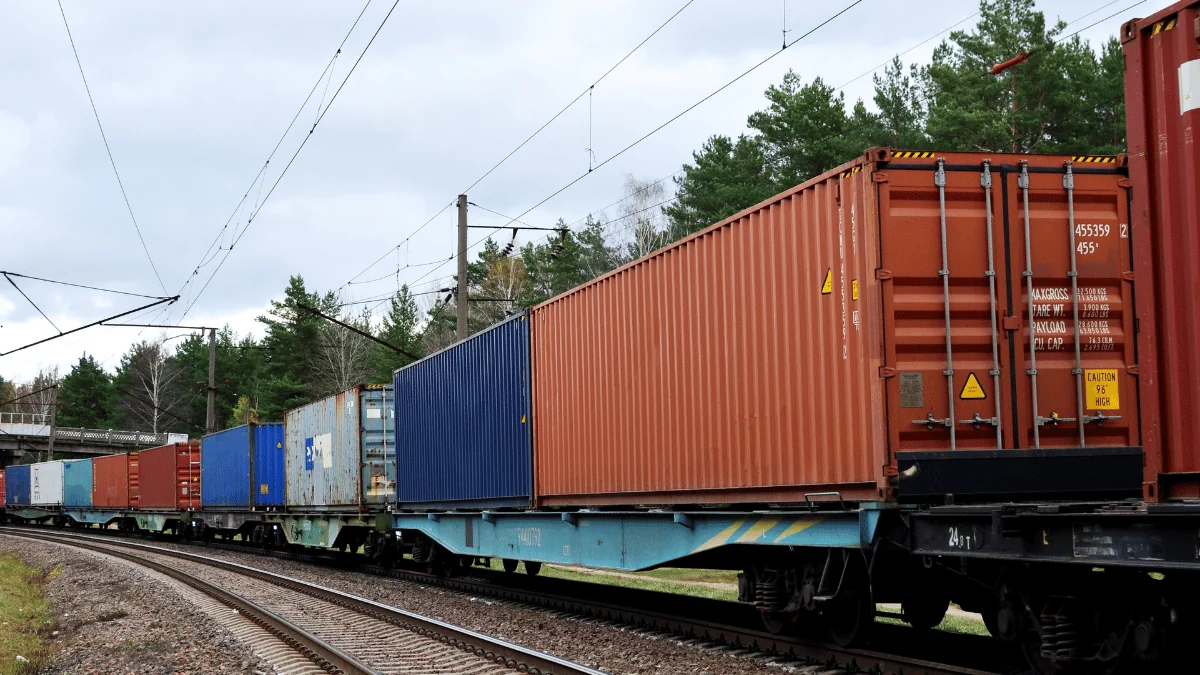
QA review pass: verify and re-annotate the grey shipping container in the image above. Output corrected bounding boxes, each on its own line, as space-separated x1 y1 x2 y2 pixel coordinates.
284 385 395 510
394 312 533 509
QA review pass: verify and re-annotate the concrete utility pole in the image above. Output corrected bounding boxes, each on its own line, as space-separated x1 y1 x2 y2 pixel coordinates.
206 328 217 434
456 194 469 340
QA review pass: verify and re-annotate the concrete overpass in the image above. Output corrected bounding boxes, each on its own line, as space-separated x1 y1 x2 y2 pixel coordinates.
0 412 189 465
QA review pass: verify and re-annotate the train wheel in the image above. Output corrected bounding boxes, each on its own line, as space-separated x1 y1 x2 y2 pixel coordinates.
524 561 542 576
826 571 874 647
502 559 519 573
760 610 799 635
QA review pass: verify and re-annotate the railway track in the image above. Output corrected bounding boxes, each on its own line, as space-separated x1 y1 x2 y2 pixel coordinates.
0 527 603 675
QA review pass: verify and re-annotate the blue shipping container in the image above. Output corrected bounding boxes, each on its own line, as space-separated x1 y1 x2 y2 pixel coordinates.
201 423 285 508
394 311 533 508
63 459 93 508
285 386 395 509
5 465 30 507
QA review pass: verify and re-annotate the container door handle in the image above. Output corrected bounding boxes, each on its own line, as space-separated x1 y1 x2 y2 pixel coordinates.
934 158 957 451
1019 161 1043 448
980 160 1004 450
1063 161 1088 446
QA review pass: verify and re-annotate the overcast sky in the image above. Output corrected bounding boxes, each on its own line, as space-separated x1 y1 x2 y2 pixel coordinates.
0 0 1144 383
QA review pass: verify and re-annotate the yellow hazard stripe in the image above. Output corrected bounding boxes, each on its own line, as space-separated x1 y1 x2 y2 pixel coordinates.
1071 155 1117 163
692 519 745 553
1152 18 1177 35
892 151 935 159
772 518 821 543
839 166 862 178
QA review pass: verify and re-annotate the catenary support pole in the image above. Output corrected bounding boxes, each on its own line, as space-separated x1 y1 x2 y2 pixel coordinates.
47 386 58 461
207 328 216 434
456 194 469 340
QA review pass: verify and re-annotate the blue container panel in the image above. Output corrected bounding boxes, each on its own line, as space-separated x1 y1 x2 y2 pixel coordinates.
201 426 252 508
360 387 395 503
254 423 285 506
394 312 533 508
5 465 30 506
63 459 93 508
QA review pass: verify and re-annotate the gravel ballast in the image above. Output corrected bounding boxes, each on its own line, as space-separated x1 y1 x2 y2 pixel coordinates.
121 537 800 674
0 535 273 675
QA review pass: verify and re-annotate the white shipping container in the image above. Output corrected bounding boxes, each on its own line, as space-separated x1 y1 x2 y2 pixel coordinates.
31 460 64 506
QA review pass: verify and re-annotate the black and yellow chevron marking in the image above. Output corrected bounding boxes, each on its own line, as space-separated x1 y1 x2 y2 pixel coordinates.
892 150 935 159
1071 155 1117 164
1152 17 1177 35
840 166 862 178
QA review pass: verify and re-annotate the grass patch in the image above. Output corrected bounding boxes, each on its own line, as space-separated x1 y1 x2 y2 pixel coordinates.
483 559 739 601
875 606 990 637
0 554 55 674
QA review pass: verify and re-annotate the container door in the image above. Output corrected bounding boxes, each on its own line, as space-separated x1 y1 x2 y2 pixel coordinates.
359 388 396 504
883 157 1137 454
883 159 1017 452
1007 161 1138 449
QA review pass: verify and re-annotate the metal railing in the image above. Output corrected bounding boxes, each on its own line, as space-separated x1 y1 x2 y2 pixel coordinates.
0 412 50 426
0 412 186 447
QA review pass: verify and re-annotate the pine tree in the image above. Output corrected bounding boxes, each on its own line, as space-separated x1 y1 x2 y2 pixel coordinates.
57 353 116 428
372 285 423 380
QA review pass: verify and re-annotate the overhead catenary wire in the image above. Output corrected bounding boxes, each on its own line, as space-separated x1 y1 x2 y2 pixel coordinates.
178 0 401 322
2 274 61 334
0 271 168 300
404 0 867 288
57 0 167 294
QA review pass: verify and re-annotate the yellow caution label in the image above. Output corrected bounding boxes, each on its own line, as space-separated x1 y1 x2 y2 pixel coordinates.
1085 369 1120 410
521 414 527 424
820 268 833 295
261 484 269 494
959 372 987 400
852 279 859 301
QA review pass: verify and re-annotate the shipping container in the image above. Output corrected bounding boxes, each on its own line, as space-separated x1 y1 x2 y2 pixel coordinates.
285 385 395 510
63 459 93 508
0 470 5 506
201 423 285 509
1122 2 1200 501
93 453 134 509
31 460 64 506
136 442 200 511
3 466 27 507
531 149 1139 506
394 312 533 509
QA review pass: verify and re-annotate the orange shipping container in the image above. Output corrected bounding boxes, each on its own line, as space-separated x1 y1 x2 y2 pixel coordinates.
136 442 200 510
532 149 1140 506
92 453 134 509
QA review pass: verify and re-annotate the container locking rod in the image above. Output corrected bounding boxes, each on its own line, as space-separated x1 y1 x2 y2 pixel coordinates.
935 159 957 451
1063 162 1087 447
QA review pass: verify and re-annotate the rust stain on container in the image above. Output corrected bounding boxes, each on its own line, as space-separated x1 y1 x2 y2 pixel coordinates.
1122 2 1200 500
531 149 1137 506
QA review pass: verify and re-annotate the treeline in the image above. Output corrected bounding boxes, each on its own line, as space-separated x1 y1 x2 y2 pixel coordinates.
0 0 1124 435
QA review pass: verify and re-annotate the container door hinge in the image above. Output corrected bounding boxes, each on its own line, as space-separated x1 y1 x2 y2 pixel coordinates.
1118 177 1132 188
1003 316 1021 331
1122 271 1135 281
873 172 889 183
883 464 899 478
879 367 898 378
875 268 893 280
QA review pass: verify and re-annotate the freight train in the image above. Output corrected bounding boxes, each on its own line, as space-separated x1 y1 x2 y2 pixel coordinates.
3 2 1199 672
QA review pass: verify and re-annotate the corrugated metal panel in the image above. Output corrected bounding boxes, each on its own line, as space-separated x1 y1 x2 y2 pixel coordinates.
360 386 395 503
4 465 29 506
200 423 285 509
285 386 394 509
201 426 252 508
0 471 5 505
136 442 200 510
93 454 132 509
532 149 1136 506
63 459 93 508
1122 3 1200 500
254 423 285 507
395 312 533 509
31 461 64 506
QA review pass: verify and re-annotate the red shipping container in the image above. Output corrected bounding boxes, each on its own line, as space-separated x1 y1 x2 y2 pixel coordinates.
93 453 134 509
1122 2 1200 501
0 470 5 505
136 442 200 510
532 149 1138 506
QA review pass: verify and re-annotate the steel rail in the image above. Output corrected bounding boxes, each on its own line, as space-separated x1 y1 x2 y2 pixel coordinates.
1 527 601 675
0 527 375 675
